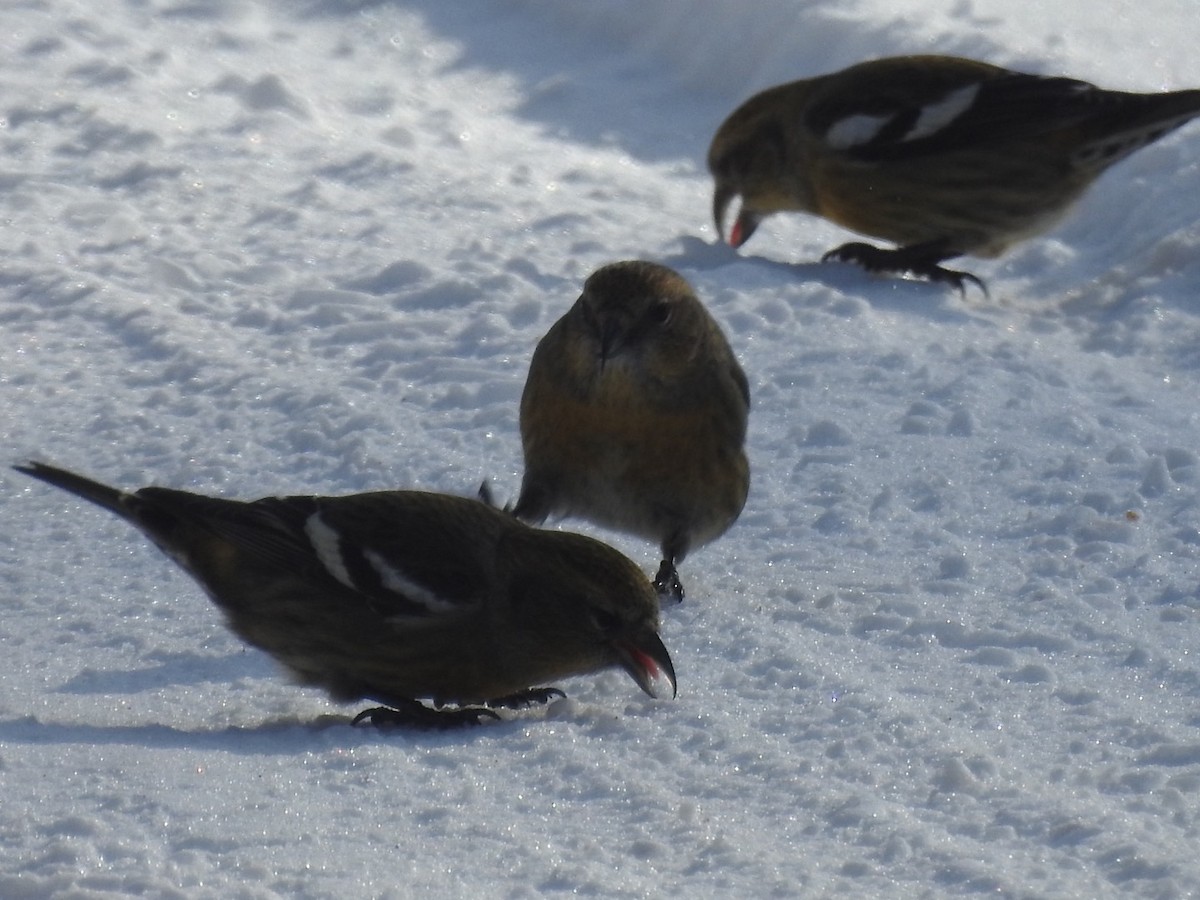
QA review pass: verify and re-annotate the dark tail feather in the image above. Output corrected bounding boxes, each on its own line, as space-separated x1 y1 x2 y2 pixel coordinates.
1074 88 1200 171
13 461 130 517
1142 88 1200 126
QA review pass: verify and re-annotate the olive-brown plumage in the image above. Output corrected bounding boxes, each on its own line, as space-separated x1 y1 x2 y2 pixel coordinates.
512 261 750 601
709 55 1200 290
15 461 676 728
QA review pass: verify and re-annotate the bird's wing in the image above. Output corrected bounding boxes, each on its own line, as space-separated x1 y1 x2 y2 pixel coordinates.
805 62 1098 162
139 488 492 622
300 492 497 621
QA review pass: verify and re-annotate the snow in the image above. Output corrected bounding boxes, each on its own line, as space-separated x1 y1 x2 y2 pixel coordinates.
3 0 1200 896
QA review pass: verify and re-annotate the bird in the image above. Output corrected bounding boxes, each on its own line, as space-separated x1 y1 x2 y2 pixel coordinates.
708 54 1200 291
14 461 676 729
511 260 750 602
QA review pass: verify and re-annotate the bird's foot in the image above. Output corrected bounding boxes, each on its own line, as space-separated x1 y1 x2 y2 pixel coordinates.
485 687 566 710
352 698 500 730
476 479 498 508
822 242 987 296
653 559 685 604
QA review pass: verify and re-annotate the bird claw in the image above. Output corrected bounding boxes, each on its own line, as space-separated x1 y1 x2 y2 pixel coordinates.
352 699 501 730
476 479 498 507
485 687 566 709
350 689 565 727
653 559 685 604
822 242 988 296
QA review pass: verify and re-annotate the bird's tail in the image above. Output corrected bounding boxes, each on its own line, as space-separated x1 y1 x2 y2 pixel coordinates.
1075 88 1200 171
14 461 130 517
1152 88 1200 120
1128 88 1200 136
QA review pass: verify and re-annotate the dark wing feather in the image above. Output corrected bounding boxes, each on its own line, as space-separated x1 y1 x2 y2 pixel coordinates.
807 63 1099 162
304 491 499 618
136 488 496 622
135 487 319 571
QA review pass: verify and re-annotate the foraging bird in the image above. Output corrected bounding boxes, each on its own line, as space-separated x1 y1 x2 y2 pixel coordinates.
512 261 750 602
14 461 676 728
709 54 1200 290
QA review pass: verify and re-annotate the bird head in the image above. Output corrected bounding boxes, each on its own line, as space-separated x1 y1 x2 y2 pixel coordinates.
708 92 795 248
573 260 705 383
501 526 677 701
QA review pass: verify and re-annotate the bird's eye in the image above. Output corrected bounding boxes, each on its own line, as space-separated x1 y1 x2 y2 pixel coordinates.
648 300 673 326
591 608 622 635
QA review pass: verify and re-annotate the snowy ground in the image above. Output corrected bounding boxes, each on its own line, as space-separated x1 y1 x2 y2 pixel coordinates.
3 0 1200 896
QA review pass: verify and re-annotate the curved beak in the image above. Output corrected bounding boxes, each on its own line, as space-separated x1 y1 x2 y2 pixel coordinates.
616 630 677 699
713 183 760 248
712 182 737 244
580 300 629 374
729 209 761 249
597 319 624 370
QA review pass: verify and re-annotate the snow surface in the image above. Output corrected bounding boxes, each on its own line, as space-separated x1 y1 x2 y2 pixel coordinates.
3 0 1200 896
